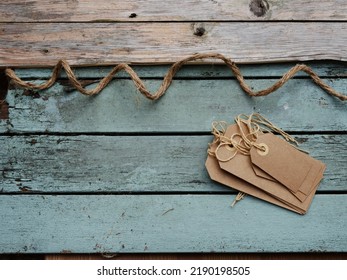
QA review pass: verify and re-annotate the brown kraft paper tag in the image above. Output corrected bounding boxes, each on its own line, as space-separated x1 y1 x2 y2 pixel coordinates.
205 113 326 214
250 133 326 197
217 125 318 213
205 142 304 214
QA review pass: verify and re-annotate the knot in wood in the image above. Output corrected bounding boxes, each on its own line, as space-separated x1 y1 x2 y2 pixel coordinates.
249 0 269 17
193 25 206 37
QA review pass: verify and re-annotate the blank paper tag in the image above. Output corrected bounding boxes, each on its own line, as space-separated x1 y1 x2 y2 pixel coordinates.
205 113 326 214
217 125 317 213
205 146 303 214
250 133 322 194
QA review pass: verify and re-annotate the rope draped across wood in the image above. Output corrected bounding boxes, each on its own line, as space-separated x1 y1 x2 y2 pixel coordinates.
5 53 347 101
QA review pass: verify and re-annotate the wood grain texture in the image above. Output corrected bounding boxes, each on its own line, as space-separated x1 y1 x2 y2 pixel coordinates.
1 22 347 67
0 194 345 253
3 79 346 133
1 0 346 22
0 134 345 193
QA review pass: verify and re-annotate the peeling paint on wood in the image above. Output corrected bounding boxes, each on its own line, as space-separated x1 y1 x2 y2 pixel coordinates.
2 78 346 133
0 135 345 193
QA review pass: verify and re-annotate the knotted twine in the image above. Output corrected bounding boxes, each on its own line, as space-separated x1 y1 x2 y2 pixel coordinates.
208 113 298 162
5 53 347 101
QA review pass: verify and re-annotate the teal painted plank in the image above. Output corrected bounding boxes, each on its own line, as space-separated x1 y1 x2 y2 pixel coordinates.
3 79 346 133
0 194 345 253
0 135 345 193
11 62 347 79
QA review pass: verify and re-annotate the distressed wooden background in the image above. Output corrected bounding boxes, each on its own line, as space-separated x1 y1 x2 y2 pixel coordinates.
0 0 346 259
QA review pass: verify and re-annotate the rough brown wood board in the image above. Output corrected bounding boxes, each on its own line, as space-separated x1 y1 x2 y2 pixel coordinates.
0 0 346 22
0 22 346 67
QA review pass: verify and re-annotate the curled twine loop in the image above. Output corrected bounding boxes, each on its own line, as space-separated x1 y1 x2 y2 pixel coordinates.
4 53 347 101
209 113 298 163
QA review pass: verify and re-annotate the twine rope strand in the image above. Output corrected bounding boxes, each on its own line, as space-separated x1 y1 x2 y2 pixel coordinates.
5 53 347 101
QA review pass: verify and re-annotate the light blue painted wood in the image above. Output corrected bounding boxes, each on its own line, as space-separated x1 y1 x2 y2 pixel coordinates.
0 135 345 193
1 64 346 256
0 194 345 253
3 78 346 133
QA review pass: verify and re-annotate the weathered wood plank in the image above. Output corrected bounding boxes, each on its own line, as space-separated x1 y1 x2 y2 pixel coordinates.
0 135 345 193
0 194 345 253
0 0 346 22
3 79 346 133
1 22 347 67
11 62 347 79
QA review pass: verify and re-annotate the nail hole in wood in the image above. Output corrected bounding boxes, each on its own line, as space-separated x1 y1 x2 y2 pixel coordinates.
129 13 137 18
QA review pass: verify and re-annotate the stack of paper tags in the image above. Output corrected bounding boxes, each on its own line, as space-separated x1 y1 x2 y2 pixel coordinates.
205 113 326 214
